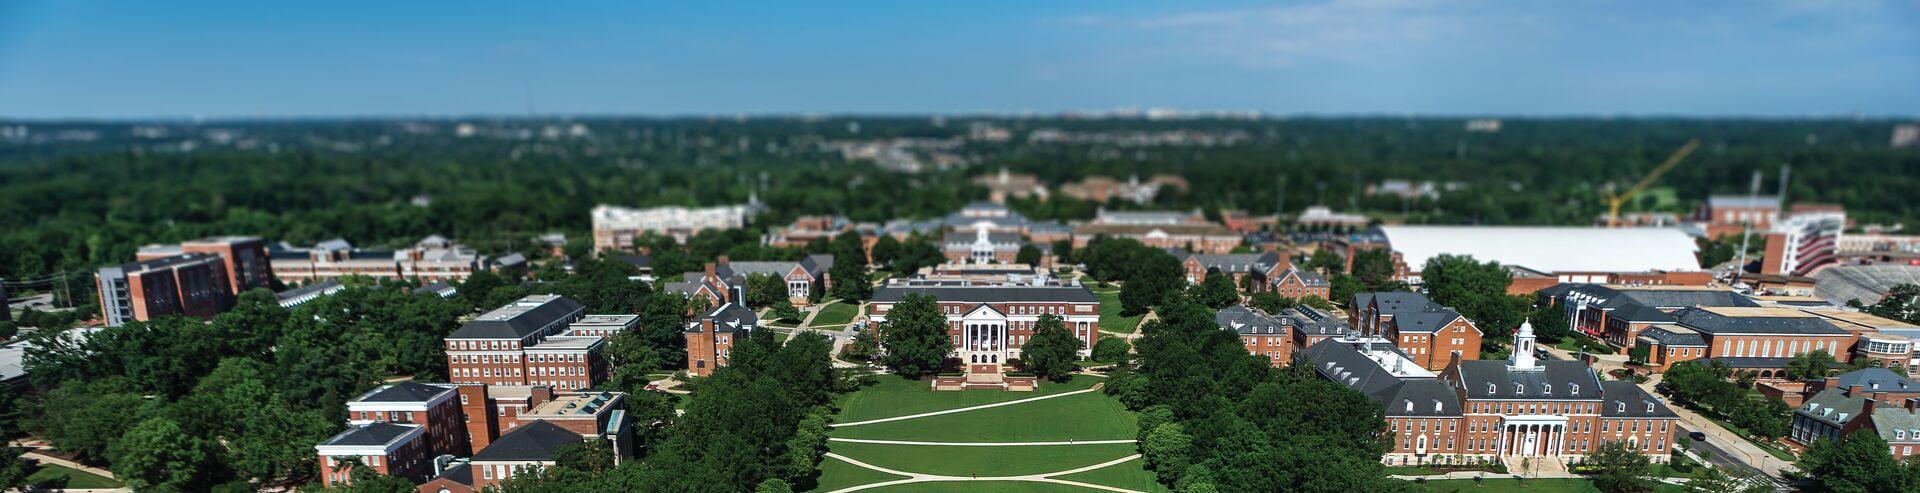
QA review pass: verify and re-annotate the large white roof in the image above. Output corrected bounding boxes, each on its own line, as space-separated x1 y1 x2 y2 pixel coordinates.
1380 225 1701 274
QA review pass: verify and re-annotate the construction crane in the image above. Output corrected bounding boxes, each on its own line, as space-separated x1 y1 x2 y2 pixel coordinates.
1604 139 1700 227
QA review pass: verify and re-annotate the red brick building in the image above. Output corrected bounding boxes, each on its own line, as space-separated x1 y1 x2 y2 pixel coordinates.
1072 223 1243 254
1351 292 1482 371
1696 195 1780 239
95 253 234 327
662 256 834 308
347 382 470 457
1303 323 1679 468
1217 305 1293 366
468 420 584 490
1791 369 1920 459
315 422 433 487
1271 267 1331 301
684 303 758 377
135 236 275 295
945 228 1025 264
868 280 1100 386
1170 249 1288 290
445 295 601 388
1542 284 1759 354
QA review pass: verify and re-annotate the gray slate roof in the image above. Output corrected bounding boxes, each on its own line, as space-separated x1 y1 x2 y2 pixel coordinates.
1599 381 1678 418
319 422 418 447
872 285 1097 303
1672 308 1850 336
1216 305 1287 336
448 295 585 340
1870 408 1920 443
352 382 454 403
688 303 757 334
1830 367 1920 393
1798 388 1870 428
1358 292 1468 334
1454 359 1603 401
472 420 583 462
1299 339 1461 417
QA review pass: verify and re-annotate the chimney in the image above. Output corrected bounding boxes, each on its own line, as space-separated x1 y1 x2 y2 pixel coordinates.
704 262 717 279
1861 398 1876 420
730 284 746 305
1905 397 1918 412
717 255 730 266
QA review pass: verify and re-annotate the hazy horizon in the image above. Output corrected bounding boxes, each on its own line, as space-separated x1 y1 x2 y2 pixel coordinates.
3 0 1916 119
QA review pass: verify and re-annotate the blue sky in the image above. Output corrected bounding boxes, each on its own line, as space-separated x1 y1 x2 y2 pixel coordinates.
1 0 1915 118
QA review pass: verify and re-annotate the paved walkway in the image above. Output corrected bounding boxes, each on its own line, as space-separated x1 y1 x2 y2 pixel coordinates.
830 384 1103 428
821 452 1147 493
829 437 1135 447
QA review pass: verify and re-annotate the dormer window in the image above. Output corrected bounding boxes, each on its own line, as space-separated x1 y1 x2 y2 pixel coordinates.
1487 383 1497 394
1405 400 1414 412
1544 384 1553 395
1617 402 1626 413
1645 402 1654 413
1570 384 1580 395
1433 400 1443 412
1514 383 1525 395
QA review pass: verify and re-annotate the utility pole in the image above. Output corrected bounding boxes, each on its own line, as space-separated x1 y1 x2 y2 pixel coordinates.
1733 170 1763 285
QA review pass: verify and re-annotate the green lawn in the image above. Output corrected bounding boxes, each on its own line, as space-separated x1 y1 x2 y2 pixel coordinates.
832 391 1136 442
811 302 859 327
26 464 125 489
827 441 1138 477
1096 289 1143 334
1406 478 1686 493
817 372 1157 493
814 455 908 492
858 481 1102 492
832 375 1101 424
1050 458 1172 492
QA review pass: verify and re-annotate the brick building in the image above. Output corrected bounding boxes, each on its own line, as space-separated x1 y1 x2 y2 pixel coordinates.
1696 195 1780 239
1351 292 1482 371
315 422 433 487
1072 223 1243 254
445 295 602 388
1541 284 1759 353
868 280 1100 386
346 382 470 456
1791 369 1920 459
96 253 234 327
662 256 834 308
1271 267 1331 300
1217 305 1292 367
1679 307 1857 379
135 236 274 295
270 236 490 283
684 303 757 377
468 420 583 490
1302 322 1679 468
457 385 554 453
1169 249 1287 289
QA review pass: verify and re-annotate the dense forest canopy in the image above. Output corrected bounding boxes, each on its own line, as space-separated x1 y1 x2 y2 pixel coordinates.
3 116 1916 282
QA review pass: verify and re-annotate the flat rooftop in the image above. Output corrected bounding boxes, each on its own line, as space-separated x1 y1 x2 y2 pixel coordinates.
527 336 601 351
1697 307 1819 318
525 391 621 417
573 314 638 325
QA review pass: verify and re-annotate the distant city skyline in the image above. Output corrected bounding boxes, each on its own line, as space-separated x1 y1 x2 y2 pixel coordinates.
1 0 1916 119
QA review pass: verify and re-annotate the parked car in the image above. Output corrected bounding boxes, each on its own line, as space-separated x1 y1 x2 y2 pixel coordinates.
1688 431 1706 441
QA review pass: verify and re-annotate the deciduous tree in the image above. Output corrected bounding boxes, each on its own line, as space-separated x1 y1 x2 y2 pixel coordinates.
879 293 952 378
1021 315 1082 381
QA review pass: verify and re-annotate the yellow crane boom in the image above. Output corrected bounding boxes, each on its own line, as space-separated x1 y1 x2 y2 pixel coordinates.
1606 139 1700 227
